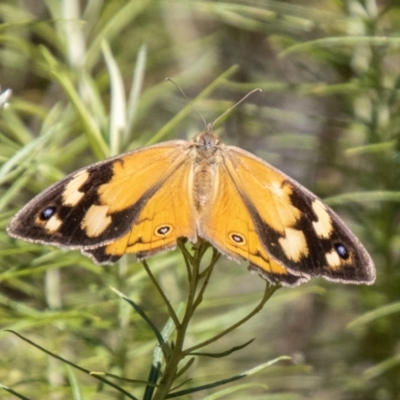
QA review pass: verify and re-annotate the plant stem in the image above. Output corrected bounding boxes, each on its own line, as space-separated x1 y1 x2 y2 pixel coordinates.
149 241 279 399
151 242 206 399
184 282 279 355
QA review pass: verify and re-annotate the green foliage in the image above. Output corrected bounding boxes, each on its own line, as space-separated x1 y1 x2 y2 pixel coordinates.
1 0 400 399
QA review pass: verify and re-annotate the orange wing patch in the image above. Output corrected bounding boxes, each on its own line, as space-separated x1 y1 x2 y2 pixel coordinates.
229 149 302 235
97 146 185 213
198 164 302 284
90 157 197 262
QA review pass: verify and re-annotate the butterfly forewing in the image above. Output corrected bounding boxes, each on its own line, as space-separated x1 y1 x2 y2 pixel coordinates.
7 141 196 255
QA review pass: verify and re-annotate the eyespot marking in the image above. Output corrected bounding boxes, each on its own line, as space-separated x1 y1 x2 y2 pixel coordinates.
40 206 56 221
229 232 246 246
325 244 351 270
155 224 173 237
335 243 349 260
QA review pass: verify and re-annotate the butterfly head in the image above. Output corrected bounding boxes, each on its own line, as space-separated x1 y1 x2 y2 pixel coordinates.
193 124 221 154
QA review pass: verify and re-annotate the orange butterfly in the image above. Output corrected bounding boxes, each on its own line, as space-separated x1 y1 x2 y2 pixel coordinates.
7 123 375 287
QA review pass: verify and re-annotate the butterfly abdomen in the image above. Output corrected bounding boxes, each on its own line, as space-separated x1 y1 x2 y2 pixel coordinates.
192 160 217 211
191 130 223 212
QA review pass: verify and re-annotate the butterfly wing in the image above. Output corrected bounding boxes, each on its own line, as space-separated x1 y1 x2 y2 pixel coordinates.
7 141 197 263
199 145 375 286
197 157 306 286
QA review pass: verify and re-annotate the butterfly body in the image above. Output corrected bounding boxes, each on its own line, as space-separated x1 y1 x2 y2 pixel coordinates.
8 125 375 287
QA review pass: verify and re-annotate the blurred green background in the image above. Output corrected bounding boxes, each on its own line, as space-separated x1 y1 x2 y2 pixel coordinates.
1 0 400 399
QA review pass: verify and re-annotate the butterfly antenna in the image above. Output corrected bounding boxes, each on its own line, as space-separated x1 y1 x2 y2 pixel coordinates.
166 77 207 129
212 88 262 128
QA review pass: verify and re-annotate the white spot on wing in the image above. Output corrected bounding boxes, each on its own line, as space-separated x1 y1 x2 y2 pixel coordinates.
325 250 341 270
62 171 89 206
278 228 308 262
270 180 285 197
82 205 112 237
312 200 333 239
45 215 62 233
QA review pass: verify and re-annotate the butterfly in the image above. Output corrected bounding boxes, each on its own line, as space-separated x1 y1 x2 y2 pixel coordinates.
7 124 375 287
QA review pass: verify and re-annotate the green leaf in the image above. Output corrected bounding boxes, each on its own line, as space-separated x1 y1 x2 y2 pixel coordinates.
190 338 255 358
5 330 139 400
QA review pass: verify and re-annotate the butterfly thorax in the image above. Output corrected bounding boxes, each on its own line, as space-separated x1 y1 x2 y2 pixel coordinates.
191 128 222 212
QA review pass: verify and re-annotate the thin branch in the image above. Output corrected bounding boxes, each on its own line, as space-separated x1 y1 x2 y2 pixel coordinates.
183 282 280 355
178 240 193 282
193 254 219 310
141 260 181 329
